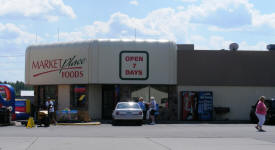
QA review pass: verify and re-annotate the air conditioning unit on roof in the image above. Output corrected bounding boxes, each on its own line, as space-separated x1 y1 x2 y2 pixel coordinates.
229 43 239 51
267 44 275 51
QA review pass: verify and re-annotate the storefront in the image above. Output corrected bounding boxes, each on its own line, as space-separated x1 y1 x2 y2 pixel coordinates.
25 40 178 121
177 45 275 121
26 41 275 121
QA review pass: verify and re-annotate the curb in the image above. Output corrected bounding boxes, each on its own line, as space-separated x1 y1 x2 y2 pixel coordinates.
57 122 101 125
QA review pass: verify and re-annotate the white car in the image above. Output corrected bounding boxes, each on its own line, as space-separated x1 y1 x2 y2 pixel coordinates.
112 102 143 125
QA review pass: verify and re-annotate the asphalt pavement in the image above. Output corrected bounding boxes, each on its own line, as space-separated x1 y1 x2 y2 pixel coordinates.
0 123 274 150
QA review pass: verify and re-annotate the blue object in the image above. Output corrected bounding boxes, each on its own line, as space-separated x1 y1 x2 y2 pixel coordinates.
56 110 78 114
0 84 15 113
138 101 145 111
154 104 159 115
15 112 29 120
15 101 26 107
198 92 213 121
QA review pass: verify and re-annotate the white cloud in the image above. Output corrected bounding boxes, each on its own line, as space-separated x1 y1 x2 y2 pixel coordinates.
239 41 267 50
0 23 40 82
56 9 183 42
0 23 41 44
58 31 84 42
0 22 44 67
185 0 275 29
208 26 244 32
187 35 232 50
130 0 139 6
251 11 275 28
52 0 275 51
181 0 197 2
177 6 185 10
189 35 267 50
0 0 76 21
84 21 110 37
209 36 233 50
45 15 59 22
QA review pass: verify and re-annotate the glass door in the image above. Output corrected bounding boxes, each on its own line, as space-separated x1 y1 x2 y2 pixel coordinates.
102 85 115 119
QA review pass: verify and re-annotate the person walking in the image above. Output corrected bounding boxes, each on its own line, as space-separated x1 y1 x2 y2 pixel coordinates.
149 96 157 125
46 97 56 125
255 96 267 132
138 97 146 120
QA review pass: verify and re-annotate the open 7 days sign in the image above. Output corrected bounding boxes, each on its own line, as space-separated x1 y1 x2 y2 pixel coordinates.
120 51 149 80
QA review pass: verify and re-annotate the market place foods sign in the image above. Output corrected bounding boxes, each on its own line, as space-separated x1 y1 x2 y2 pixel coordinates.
120 51 149 80
31 55 87 79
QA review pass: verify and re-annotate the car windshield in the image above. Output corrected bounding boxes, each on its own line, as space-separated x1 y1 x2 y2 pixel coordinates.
116 102 140 109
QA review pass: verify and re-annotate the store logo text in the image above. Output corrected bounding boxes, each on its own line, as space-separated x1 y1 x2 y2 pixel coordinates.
32 56 87 78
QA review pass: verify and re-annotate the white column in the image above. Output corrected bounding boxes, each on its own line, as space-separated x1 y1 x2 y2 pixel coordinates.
88 84 102 120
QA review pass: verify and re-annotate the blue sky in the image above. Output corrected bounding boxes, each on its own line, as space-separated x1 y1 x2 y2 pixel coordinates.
1 0 275 82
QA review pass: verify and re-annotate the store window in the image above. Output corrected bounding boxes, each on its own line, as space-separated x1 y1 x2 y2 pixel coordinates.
70 85 88 111
37 85 58 109
118 85 177 120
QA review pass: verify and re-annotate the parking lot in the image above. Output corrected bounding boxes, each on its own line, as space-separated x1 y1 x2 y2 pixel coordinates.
0 123 275 150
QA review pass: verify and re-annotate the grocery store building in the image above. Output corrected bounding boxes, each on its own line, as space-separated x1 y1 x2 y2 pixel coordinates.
25 40 177 121
25 40 275 121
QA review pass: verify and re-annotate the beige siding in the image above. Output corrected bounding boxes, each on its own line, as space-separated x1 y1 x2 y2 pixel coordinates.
57 85 70 110
25 47 31 84
88 84 102 119
178 86 275 120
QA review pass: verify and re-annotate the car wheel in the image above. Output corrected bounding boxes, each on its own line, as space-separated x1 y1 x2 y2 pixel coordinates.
136 120 142 126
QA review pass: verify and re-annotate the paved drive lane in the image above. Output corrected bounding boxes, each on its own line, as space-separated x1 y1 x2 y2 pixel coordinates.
0 124 274 150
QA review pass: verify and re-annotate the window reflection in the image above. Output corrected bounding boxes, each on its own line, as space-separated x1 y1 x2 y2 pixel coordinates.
37 85 57 109
70 85 88 110
119 85 173 120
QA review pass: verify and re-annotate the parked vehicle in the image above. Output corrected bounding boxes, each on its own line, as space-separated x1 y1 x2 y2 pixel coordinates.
112 102 143 125
250 98 275 124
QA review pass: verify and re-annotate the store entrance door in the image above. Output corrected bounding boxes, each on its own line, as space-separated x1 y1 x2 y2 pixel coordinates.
102 85 115 119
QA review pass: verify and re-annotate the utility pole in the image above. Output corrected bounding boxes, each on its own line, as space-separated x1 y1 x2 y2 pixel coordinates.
58 28 59 41
135 28 136 40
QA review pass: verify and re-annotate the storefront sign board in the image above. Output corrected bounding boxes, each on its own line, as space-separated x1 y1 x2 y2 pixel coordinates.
119 51 149 80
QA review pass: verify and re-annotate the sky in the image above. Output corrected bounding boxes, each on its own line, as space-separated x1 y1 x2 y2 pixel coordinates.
1 0 275 82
